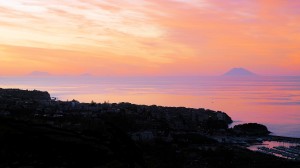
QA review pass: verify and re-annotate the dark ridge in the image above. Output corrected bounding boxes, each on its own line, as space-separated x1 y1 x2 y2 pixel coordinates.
0 88 50 101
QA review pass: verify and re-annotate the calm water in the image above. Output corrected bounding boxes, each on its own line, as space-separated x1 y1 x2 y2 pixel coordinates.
248 141 299 151
248 141 300 159
1 76 300 138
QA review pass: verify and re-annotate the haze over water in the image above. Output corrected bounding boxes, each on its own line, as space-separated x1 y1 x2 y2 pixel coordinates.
1 75 300 138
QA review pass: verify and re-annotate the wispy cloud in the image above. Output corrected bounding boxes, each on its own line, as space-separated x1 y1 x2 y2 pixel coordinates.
0 0 300 76
256 101 300 106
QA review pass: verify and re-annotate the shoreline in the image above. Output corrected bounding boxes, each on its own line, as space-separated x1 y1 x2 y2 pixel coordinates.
266 135 300 143
0 88 299 166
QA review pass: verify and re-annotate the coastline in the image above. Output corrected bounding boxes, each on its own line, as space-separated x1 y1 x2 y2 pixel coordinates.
0 88 299 167
266 135 300 143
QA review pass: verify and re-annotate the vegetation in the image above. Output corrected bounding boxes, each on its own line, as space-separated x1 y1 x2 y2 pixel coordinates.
233 123 271 135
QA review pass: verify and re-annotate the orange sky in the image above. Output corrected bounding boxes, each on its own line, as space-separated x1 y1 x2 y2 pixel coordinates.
0 0 300 76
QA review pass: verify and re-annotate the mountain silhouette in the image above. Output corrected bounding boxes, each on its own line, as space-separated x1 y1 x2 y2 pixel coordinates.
223 68 257 76
28 71 51 76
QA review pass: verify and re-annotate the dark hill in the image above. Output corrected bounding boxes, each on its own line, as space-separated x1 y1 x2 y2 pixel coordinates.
0 88 50 101
0 117 144 167
233 123 271 135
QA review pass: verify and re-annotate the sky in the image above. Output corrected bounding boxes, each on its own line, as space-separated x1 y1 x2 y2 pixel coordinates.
0 0 300 76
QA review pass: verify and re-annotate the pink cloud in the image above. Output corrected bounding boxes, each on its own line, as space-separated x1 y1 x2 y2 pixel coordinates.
0 0 300 75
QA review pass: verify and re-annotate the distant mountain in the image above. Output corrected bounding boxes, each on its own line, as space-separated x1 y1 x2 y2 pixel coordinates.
223 68 257 76
79 73 93 77
28 71 51 77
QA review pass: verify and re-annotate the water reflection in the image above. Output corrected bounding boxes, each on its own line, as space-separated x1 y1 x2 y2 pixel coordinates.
248 141 298 150
248 141 300 159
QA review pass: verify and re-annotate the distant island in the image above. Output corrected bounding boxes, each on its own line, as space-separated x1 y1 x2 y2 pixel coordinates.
0 88 299 168
28 71 51 77
223 68 257 76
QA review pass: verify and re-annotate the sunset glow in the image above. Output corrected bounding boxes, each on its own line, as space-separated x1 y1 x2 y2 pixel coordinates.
1 0 300 76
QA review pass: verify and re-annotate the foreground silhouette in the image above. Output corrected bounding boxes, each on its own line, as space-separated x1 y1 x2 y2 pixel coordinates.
0 88 299 167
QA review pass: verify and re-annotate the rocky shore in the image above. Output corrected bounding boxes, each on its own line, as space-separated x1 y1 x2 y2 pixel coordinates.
0 88 299 168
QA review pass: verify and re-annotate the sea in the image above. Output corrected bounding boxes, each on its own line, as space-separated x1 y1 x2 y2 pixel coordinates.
1 75 300 138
